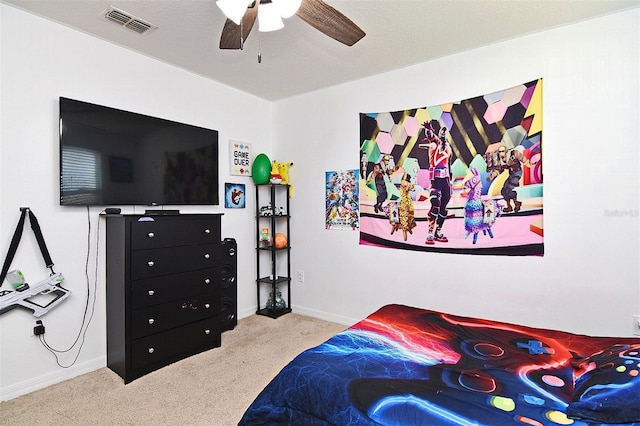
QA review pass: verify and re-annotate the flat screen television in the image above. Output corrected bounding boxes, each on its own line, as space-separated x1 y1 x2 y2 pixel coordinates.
59 97 219 206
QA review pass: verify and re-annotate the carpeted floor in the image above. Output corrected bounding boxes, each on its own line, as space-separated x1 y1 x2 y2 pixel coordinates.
0 313 345 425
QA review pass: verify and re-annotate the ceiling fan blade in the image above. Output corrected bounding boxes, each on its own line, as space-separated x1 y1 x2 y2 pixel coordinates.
219 2 259 50
296 0 365 46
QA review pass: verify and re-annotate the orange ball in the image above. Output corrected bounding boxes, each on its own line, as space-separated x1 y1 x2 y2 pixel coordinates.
274 233 287 249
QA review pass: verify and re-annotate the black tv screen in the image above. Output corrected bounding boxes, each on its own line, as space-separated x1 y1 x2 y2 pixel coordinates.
59 97 219 206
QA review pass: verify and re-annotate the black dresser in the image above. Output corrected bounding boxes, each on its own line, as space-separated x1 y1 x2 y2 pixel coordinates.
105 214 223 383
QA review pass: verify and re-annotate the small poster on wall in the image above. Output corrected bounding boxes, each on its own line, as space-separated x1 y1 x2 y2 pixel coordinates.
325 169 360 230
229 140 251 176
225 183 246 208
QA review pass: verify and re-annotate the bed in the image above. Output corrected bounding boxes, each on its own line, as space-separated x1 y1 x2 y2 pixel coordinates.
239 304 640 425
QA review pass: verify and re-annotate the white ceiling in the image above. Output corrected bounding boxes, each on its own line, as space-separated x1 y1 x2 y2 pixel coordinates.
3 0 638 101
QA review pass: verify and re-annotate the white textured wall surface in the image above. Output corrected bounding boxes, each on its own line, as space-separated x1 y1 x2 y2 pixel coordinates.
275 9 639 334
0 3 271 400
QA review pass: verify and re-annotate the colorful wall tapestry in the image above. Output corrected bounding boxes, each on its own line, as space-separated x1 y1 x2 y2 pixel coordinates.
326 170 360 230
359 79 543 255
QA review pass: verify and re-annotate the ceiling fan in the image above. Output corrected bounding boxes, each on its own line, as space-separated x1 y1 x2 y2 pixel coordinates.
218 0 366 50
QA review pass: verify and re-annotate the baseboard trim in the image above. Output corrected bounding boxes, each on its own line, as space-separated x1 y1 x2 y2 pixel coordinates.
238 305 356 326
237 306 257 321
1 356 106 402
287 305 357 326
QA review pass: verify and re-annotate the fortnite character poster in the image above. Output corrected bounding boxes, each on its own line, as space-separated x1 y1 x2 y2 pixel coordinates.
359 79 543 256
326 170 360 230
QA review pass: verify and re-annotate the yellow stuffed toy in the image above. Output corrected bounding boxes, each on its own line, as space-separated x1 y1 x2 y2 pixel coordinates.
275 161 293 197
269 161 282 184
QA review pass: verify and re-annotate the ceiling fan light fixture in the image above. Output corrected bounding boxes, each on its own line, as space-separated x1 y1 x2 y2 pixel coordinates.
258 3 284 32
216 0 252 25
272 0 302 19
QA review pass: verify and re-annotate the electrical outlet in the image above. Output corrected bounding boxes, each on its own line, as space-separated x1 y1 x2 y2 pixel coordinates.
633 315 640 336
297 270 305 283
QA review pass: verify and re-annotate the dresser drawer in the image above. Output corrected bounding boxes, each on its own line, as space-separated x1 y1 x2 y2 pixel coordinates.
131 294 216 339
131 217 221 250
131 268 218 309
131 318 220 371
131 244 218 279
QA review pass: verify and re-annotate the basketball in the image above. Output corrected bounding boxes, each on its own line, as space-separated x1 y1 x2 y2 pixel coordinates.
274 233 287 249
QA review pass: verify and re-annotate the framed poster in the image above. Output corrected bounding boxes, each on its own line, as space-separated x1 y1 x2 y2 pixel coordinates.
225 183 246 208
326 169 359 230
229 140 251 176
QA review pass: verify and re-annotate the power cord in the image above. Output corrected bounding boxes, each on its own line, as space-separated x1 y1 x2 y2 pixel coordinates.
38 206 99 368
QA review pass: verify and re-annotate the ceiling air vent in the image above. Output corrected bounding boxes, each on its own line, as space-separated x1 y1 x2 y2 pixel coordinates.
101 6 157 35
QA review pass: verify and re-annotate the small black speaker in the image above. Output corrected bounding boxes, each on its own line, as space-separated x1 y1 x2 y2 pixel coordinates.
220 238 237 332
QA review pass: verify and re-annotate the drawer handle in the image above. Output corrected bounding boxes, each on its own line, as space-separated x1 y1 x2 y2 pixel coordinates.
148 290 155 296
147 261 155 267
147 232 155 238
148 347 155 354
204 253 210 259
228 248 236 256
204 278 211 284
148 318 155 325
205 303 210 309
204 329 211 335
204 228 211 234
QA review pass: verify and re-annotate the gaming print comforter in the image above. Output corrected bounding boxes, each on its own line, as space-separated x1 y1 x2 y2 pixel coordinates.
239 304 640 426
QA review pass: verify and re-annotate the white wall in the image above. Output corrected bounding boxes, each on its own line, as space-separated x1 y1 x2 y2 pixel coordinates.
0 4 271 400
276 9 639 335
